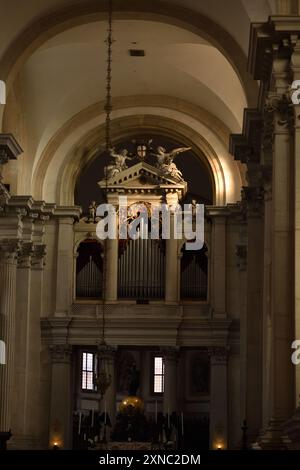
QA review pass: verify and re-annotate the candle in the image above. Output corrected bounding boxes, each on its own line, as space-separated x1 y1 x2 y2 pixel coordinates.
91 408 94 428
78 411 82 435
168 407 170 427
104 400 107 425
181 412 184 436
155 400 158 424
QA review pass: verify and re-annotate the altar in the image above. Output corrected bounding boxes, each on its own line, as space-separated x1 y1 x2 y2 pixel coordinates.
96 441 157 451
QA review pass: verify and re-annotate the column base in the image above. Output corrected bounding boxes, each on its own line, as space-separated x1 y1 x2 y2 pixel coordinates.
8 434 41 450
257 420 291 449
283 406 300 449
0 431 12 450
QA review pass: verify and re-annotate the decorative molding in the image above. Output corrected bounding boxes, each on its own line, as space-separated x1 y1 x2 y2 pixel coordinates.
49 344 72 363
0 133 23 163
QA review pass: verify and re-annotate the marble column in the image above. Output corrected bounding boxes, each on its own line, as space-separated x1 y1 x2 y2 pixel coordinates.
261 174 273 431
49 344 72 449
209 346 228 449
259 86 294 448
98 343 117 430
210 213 226 318
105 238 118 301
55 217 74 315
0 239 19 433
11 242 33 445
236 241 247 425
292 45 300 410
244 182 264 441
24 244 46 443
162 347 179 415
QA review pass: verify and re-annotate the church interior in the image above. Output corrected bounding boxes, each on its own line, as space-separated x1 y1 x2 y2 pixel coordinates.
1 0 300 452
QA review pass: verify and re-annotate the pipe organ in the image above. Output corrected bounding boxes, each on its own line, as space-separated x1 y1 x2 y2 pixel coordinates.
76 241 103 299
118 238 165 299
180 245 208 300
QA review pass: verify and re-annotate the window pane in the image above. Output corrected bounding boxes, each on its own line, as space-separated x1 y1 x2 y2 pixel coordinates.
86 353 93 371
154 357 163 374
82 352 95 390
86 371 94 390
154 375 163 393
82 371 87 389
153 356 164 393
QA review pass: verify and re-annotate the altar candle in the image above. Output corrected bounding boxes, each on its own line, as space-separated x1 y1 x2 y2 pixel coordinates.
104 400 107 424
91 408 94 428
78 411 82 435
155 400 158 424
181 412 184 435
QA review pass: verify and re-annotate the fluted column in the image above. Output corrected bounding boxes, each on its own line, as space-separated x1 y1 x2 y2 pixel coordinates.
210 212 226 318
49 345 72 449
55 217 74 314
24 244 46 443
0 239 19 433
209 346 228 449
243 179 264 440
162 347 179 414
11 242 33 444
236 241 247 424
259 87 294 448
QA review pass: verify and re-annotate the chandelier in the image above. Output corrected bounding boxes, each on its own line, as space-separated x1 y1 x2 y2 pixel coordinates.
94 0 114 400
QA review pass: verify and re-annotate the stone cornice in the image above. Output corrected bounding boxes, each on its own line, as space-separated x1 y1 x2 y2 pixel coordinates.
53 205 82 221
0 133 23 163
229 108 262 164
41 314 233 347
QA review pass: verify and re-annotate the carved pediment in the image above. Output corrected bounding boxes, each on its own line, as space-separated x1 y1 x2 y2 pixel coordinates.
98 162 187 195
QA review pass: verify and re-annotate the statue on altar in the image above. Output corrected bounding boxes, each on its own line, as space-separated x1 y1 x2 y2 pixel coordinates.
151 145 191 181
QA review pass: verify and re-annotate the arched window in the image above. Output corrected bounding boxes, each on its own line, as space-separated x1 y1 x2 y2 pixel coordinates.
180 243 208 300
76 240 103 299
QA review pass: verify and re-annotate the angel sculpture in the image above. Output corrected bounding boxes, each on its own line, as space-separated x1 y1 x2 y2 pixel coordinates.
104 148 133 178
151 146 191 180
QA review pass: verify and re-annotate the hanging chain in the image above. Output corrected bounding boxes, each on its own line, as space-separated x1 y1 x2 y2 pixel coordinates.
104 0 113 152
101 0 113 344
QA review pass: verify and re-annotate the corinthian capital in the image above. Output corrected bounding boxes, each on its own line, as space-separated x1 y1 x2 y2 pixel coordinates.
18 241 34 268
0 238 20 262
31 244 46 268
265 93 294 131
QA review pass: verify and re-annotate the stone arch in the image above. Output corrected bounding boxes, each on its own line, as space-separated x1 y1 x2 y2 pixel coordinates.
0 0 257 106
31 98 244 206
